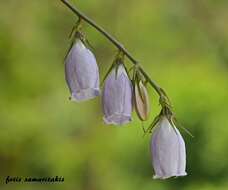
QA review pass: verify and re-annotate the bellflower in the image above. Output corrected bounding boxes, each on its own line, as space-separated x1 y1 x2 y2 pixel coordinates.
151 116 187 179
65 39 100 102
102 64 132 125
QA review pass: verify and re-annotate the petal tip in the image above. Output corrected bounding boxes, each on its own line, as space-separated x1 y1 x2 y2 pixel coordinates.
70 88 100 102
153 172 187 180
103 114 132 126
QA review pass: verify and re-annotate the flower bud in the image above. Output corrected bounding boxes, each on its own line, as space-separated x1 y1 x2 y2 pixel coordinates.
134 81 150 121
151 116 187 179
102 64 132 125
65 39 100 102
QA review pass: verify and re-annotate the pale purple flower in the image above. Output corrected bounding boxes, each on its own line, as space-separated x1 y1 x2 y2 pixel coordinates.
151 116 187 179
102 64 132 125
65 39 100 102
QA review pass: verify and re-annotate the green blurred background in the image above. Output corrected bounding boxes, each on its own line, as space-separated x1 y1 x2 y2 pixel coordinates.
0 0 228 189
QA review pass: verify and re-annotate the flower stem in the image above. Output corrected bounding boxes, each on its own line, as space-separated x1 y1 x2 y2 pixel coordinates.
138 67 163 97
60 0 136 63
60 0 166 98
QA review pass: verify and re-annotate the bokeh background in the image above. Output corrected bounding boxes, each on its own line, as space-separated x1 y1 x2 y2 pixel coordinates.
0 0 228 189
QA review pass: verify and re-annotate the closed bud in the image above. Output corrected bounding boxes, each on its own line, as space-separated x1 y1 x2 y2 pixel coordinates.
65 39 100 102
102 64 132 125
134 81 150 121
151 116 187 179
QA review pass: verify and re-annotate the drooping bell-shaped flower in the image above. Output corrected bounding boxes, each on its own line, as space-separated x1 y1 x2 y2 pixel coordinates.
102 64 132 125
65 39 100 102
151 116 187 179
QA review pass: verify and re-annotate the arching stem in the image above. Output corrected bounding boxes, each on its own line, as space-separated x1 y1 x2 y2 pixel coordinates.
60 0 168 101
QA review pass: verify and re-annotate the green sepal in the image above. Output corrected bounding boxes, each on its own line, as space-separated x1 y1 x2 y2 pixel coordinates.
85 38 95 51
122 63 131 81
165 114 179 136
172 116 194 138
101 62 116 86
64 38 76 61
143 114 161 136
69 17 83 40
115 63 119 80
64 30 85 62
101 51 127 85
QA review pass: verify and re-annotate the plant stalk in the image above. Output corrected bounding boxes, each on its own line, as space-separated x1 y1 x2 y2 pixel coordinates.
60 0 165 98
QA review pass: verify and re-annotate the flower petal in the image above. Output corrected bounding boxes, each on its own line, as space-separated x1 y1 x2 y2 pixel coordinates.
65 39 100 102
151 117 187 179
102 64 132 125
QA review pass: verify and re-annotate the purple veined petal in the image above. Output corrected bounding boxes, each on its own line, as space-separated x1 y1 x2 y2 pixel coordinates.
102 64 133 125
65 39 100 102
151 117 187 179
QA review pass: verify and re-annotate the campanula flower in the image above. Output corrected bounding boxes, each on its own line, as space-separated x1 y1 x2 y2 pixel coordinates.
65 39 100 101
102 64 132 125
151 116 187 179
